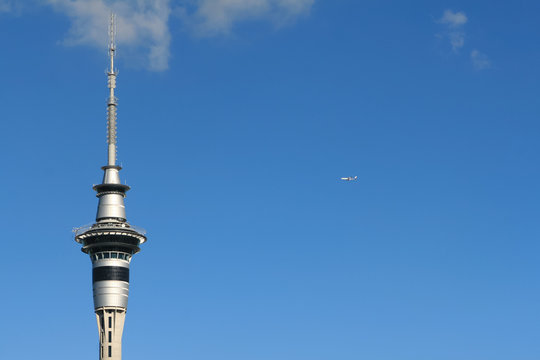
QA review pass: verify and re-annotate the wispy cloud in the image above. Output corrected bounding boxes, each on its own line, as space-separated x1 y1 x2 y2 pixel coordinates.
437 9 468 51
439 9 467 27
176 0 315 37
0 0 25 14
471 49 491 70
0 0 11 12
45 0 314 71
47 0 171 71
436 9 491 70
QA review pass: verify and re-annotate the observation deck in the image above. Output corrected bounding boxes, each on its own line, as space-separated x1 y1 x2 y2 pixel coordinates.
74 222 147 254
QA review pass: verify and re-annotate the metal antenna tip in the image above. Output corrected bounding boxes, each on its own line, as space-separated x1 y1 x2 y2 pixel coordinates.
106 12 118 167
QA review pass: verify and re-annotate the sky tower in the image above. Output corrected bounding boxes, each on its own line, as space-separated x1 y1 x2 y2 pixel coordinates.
74 13 147 360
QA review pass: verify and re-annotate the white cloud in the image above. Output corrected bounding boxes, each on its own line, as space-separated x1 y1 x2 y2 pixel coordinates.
45 0 314 70
47 0 171 71
471 49 491 70
436 10 492 69
177 0 315 37
439 9 467 27
437 9 467 51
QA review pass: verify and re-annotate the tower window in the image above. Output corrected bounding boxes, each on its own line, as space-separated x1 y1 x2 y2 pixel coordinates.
108 346 112 357
108 331 112 342
104 253 110 259
97 253 103 260
111 252 118 259
108 317 112 328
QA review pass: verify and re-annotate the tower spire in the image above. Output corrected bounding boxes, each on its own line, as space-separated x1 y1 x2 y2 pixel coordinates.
107 12 118 166
74 13 147 360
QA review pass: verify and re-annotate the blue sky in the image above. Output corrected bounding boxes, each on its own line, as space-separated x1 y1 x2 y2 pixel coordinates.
0 1 539 359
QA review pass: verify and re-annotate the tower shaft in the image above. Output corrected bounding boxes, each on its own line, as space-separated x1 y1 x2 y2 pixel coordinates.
96 308 126 360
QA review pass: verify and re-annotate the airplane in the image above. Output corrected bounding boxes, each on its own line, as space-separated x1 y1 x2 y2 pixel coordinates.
341 176 358 181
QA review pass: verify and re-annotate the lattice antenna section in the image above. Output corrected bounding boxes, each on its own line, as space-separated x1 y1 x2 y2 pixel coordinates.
107 12 118 166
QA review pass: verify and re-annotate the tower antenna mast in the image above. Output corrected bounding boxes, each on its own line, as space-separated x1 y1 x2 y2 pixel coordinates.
107 12 118 166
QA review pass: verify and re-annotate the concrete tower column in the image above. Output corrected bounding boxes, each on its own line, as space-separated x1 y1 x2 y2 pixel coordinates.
96 308 126 360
